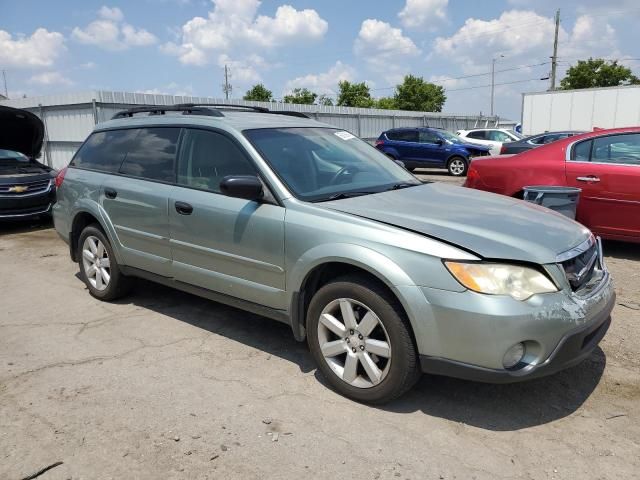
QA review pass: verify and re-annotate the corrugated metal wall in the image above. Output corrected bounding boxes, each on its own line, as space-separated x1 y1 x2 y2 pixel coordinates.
2 90 511 169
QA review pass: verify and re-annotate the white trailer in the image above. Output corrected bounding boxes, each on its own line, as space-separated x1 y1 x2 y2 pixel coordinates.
521 85 640 136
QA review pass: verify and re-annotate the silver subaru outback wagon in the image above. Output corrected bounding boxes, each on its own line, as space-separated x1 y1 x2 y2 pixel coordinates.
52 104 615 404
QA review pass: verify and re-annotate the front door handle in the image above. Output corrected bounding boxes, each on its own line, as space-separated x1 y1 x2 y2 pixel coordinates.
576 176 600 183
175 201 193 215
104 188 118 199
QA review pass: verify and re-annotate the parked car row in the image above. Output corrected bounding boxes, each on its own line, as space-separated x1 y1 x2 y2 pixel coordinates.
464 127 640 243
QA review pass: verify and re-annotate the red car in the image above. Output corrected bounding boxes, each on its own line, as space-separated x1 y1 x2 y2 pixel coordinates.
464 127 640 243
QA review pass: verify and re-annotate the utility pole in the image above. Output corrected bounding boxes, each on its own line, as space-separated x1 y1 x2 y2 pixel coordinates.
550 9 560 90
490 54 503 117
1 70 7 98
222 64 232 100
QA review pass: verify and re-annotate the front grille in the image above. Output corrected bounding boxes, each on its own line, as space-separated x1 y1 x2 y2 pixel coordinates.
0 179 51 195
0 203 51 217
561 241 598 291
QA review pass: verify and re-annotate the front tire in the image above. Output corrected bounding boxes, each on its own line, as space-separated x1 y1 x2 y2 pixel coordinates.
307 275 420 404
447 156 468 176
77 224 131 301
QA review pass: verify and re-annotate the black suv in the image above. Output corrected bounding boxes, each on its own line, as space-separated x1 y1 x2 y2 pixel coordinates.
0 105 56 220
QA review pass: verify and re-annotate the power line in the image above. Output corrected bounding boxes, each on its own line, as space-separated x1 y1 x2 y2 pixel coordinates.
445 77 547 92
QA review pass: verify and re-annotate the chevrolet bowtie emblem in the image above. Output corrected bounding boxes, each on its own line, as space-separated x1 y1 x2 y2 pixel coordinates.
9 185 29 193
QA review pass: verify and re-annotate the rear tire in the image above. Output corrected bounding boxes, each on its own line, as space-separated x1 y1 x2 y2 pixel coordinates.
447 156 468 176
307 275 420 404
77 224 132 301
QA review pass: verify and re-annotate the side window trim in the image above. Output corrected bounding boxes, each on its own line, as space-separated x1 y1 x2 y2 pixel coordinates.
568 138 593 162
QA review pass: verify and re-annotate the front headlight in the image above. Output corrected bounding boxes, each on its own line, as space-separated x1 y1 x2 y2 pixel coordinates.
444 261 558 301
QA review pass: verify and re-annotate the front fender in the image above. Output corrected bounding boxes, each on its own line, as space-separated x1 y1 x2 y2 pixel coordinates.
287 243 424 343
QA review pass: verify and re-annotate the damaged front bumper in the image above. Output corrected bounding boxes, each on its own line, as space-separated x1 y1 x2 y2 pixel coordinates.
414 241 615 383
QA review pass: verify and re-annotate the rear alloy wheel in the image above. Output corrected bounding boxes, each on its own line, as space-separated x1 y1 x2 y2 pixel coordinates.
78 224 131 301
307 276 420 404
447 157 468 176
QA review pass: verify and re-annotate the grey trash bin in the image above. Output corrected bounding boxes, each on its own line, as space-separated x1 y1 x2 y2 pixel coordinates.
523 185 581 219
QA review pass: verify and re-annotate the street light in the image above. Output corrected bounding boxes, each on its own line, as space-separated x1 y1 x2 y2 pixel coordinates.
490 54 504 117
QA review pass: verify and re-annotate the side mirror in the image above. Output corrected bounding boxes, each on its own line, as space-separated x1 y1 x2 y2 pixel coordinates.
219 175 264 201
394 159 407 169
435 138 444 146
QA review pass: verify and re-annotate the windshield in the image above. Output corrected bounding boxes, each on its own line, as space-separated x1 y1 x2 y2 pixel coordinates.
0 149 30 163
510 131 524 140
244 127 421 202
438 130 465 144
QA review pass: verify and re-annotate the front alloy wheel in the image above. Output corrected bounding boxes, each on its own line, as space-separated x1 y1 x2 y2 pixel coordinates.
307 275 420 404
318 298 392 388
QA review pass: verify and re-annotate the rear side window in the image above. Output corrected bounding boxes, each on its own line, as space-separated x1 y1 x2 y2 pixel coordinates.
467 131 486 140
387 130 418 142
119 128 180 182
71 129 138 172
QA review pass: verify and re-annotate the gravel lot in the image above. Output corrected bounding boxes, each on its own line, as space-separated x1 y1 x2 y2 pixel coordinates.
1 171 639 479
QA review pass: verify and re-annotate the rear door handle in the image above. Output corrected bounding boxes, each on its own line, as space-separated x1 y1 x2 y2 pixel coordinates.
576 176 600 183
104 188 118 199
175 201 193 215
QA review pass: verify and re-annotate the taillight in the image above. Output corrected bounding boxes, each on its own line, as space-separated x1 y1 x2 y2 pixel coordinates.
464 166 479 187
375 139 384 146
55 166 68 188
500 145 507 154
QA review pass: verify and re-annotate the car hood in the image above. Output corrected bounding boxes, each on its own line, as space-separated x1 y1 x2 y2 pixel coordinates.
322 183 590 264
458 142 490 151
0 105 44 158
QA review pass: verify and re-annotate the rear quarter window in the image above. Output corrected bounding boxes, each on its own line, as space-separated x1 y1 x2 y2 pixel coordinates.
71 129 138 172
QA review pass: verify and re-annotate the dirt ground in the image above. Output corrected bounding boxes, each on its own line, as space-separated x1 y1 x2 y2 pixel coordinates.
1 171 639 480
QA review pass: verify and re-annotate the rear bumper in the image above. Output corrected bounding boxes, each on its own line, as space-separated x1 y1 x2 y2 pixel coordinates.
420 292 614 383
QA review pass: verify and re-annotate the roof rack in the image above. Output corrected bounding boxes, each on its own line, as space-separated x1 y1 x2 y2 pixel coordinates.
111 105 223 119
177 103 310 118
111 103 311 120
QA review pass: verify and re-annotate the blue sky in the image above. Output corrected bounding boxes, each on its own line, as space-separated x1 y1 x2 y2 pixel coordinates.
2 0 639 119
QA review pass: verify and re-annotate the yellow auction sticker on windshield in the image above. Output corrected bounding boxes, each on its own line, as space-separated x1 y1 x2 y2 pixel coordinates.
334 131 356 140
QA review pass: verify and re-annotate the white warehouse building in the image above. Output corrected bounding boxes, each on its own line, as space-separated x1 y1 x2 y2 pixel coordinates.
1 90 510 169
522 84 640 135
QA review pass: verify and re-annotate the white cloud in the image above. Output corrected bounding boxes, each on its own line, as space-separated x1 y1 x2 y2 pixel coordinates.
399 0 448 29
354 19 419 83
28 71 74 86
216 53 263 86
0 28 65 68
285 61 355 96
434 10 619 72
72 5 157 50
98 6 124 21
162 0 328 66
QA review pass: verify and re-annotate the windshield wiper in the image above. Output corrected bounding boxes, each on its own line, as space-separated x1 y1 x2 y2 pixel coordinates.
321 190 380 201
387 182 419 190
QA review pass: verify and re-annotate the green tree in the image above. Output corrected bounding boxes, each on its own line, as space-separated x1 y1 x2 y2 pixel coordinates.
317 94 334 106
337 81 374 107
243 83 273 102
374 97 396 109
393 75 446 112
283 88 317 104
560 58 640 90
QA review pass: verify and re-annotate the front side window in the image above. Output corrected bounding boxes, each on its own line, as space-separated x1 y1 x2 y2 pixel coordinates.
592 134 640 165
71 129 138 173
488 130 513 142
244 127 420 202
419 130 441 144
177 129 256 193
118 127 180 182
